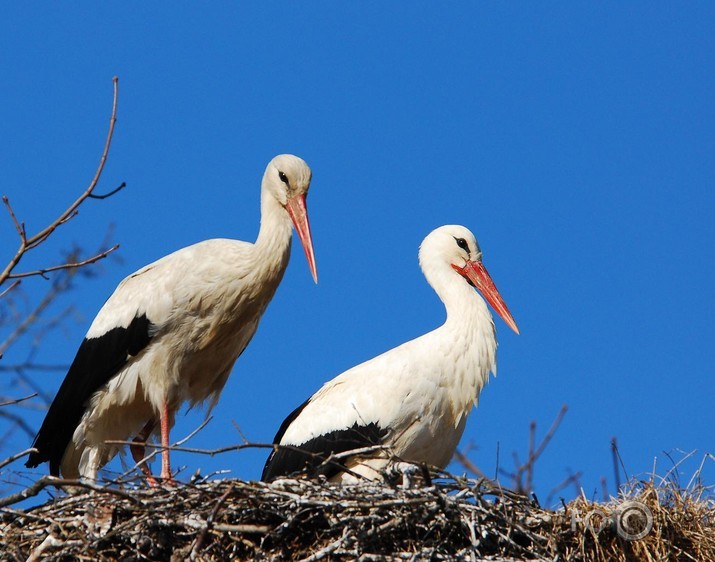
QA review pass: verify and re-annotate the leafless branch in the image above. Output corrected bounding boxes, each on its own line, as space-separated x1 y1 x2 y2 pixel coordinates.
2 196 27 241
545 469 583 505
0 76 121 287
611 436 622 492
0 279 21 302
529 404 568 465
190 486 233 556
0 447 35 471
452 448 490 480
7 244 119 280
0 408 38 439
500 404 569 494
88 181 126 200
0 475 142 509
0 266 78 357
0 393 37 408
0 78 124 476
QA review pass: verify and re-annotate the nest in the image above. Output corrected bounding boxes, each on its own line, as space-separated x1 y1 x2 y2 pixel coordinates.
0 472 713 561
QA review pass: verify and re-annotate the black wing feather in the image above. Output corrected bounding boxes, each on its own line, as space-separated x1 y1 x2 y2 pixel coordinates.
26 314 153 475
262 398 389 482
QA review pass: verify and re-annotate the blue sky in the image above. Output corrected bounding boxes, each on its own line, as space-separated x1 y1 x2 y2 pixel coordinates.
1 3 713 504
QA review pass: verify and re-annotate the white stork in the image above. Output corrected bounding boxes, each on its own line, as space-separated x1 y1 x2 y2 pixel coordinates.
262 224 518 483
26 154 317 483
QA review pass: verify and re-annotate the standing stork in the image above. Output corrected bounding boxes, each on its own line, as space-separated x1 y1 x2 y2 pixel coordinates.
26 154 318 483
262 225 518 483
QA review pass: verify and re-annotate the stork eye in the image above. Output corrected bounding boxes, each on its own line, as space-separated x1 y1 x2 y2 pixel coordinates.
278 171 289 185
454 237 469 252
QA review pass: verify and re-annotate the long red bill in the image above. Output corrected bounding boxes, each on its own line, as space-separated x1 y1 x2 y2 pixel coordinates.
452 261 519 334
285 194 318 283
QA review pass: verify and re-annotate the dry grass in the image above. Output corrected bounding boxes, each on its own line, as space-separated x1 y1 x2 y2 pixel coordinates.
0 470 712 561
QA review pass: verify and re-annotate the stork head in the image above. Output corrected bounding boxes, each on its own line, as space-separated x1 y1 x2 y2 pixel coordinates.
264 154 318 283
420 225 519 334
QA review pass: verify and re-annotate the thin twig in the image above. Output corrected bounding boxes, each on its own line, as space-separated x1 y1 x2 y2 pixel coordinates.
0 475 142 509
0 447 36 470
88 182 127 200
25 77 120 251
0 76 121 286
0 279 21 300
0 268 76 357
529 404 568 464
611 436 621 492
0 408 39 439
7 244 119 279
0 393 37 408
190 486 233 556
452 449 489 480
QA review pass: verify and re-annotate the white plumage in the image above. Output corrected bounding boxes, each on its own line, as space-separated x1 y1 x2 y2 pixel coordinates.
27 154 317 483
262 225 518 483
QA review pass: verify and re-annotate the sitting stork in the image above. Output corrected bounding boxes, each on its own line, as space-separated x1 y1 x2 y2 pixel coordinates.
262 224 518 483
26 154 318 483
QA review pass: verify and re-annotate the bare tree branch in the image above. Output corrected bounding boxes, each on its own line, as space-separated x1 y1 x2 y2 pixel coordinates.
452 448 490 481
0 76 121 287
0 393 37 408
0 475 142 509
0 408 38 439
0 447 35 471
88 181 126 200
0 79 125 485
7 244 119 280
0 279 21 301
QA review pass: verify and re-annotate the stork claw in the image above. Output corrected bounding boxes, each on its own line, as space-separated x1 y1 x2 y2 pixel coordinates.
391 461 430 489
131 418 158 485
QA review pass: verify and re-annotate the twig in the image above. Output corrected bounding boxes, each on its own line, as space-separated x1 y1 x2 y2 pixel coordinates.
190 486 233 556
502 405 569 494
24 77 120 251
298 527 352 562
526 420 536 493
0 268 76 357
611 436 621 492
111 417 214 483
663 448 698 488
0 76 121 286
452 449 489 480
0 363 69 374
7 244 119 279
0 393 37 408
529 404 568 465
0 279 21 301
0 475 142 508
687 452 715 490
88 181 126 200
546 470 583 505
0 447 35 470
26 534 83 562
2 196 27 240
0 408 38 439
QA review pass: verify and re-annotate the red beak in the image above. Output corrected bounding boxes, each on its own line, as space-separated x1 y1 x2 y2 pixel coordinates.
452 261 519 334
285 194 318 283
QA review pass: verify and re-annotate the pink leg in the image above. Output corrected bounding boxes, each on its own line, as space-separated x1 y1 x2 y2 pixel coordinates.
130 418 158 486
159 400 175 484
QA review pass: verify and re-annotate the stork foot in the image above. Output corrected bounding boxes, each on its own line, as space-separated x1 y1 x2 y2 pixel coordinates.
130 441 155 481
130 418 158 485
391 461 431 489
158 469 177 487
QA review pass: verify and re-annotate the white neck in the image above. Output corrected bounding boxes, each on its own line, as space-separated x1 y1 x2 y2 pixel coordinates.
253 187 293 279
427 264 498 410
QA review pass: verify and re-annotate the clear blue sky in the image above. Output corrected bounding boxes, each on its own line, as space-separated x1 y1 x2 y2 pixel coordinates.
1 3 713 504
